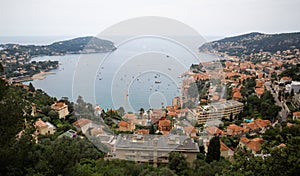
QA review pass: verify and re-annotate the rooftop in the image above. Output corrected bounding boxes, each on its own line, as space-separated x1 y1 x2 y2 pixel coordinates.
206 126 225 136
201 100 243 112
35 119 48 128
73 118 92 128
114 134 199 152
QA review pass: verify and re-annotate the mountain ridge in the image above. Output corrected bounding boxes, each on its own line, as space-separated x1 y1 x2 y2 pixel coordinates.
199 32 300 56
0 36 117 56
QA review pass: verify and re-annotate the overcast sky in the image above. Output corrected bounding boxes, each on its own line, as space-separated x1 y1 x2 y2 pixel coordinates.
1 0 299 38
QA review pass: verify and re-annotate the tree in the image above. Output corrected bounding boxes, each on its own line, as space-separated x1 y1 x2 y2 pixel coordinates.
149 124 156 134
139 108 144 119
206 136 220 163
0 63 8 100
28 82 35 92
168 152 189 174
229 112 233 122
0 62 3 72
48 110 59 119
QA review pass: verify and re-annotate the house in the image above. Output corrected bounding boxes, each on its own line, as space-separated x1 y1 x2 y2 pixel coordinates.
122 113 149 126
114 134 199 165
232 91 242 100
255 79 264 88
242 119 271 134
220 141 234 160
158 118 171 134
255 88 265 97
72 118 92 134
226 124 246 136
184 126 197 138
239 137 264 154
51 102 69 119
34 119 56 135
118 121 135 132
279 76 292 84
293 112 300 120
135 129 150 134
58 129 77 138
150 109 166 124
205 126 225 137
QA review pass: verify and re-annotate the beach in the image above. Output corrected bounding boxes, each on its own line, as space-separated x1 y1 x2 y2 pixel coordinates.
32 71 56 80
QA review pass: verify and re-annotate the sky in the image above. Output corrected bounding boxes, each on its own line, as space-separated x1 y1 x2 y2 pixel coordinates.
0 0 299 38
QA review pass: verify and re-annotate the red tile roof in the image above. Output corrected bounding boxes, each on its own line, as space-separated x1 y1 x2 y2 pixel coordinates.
220 141 231 151
240 137 263 152
227 124 245 135
119 121 129 127
243 119 271 131
206 126 224 136
35 119 48 128
255 88 264 95
135 129 149 134
73 118 92 128
53 102 65 108
293 111 300 117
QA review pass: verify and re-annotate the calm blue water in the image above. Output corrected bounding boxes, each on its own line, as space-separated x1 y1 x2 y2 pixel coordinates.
26 37 217 112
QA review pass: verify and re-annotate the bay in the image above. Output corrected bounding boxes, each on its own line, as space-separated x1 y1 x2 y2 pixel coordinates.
27 37 217 112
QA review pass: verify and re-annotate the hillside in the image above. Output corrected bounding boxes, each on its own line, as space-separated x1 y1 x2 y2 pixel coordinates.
0 36 117 56
199 32 300 56
47 36 117 54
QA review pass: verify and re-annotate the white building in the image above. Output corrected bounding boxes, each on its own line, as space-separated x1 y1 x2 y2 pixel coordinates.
286 81 300 94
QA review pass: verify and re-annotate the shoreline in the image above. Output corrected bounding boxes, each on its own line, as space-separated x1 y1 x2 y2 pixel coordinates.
31 71 56 80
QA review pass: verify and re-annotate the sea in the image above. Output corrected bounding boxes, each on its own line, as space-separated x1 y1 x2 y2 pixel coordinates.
1 36 220 112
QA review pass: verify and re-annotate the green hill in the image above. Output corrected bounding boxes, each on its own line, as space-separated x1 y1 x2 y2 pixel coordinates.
200 32 300 56
47 36 117 54
0 36 117 56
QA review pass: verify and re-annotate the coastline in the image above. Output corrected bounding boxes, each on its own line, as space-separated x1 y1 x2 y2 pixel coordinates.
31 71 56 80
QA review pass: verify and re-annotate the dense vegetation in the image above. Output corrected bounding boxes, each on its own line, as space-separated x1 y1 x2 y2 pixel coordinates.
240 78 282 121
279 63 300 81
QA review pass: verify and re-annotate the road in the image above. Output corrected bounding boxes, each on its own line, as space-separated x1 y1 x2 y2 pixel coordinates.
265 81 288 121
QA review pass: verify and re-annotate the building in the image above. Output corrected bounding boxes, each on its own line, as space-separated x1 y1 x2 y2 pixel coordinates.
293 112 300 120
172 96 182 108
58 129 77 138
197 100 244 123
118 121 135 132
279 76 292 84
51 102 69 119
205 126 225 137
242 119 271 134
292 93 300 108
135 129 150 135
158 118 171 134
34 119 56 135
114 134 199 165
286 81 300 94
184 126 197 138
73 118 92 134
220 141 234 160
255 88 265 97
239 137 264 154
226 124 246 136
